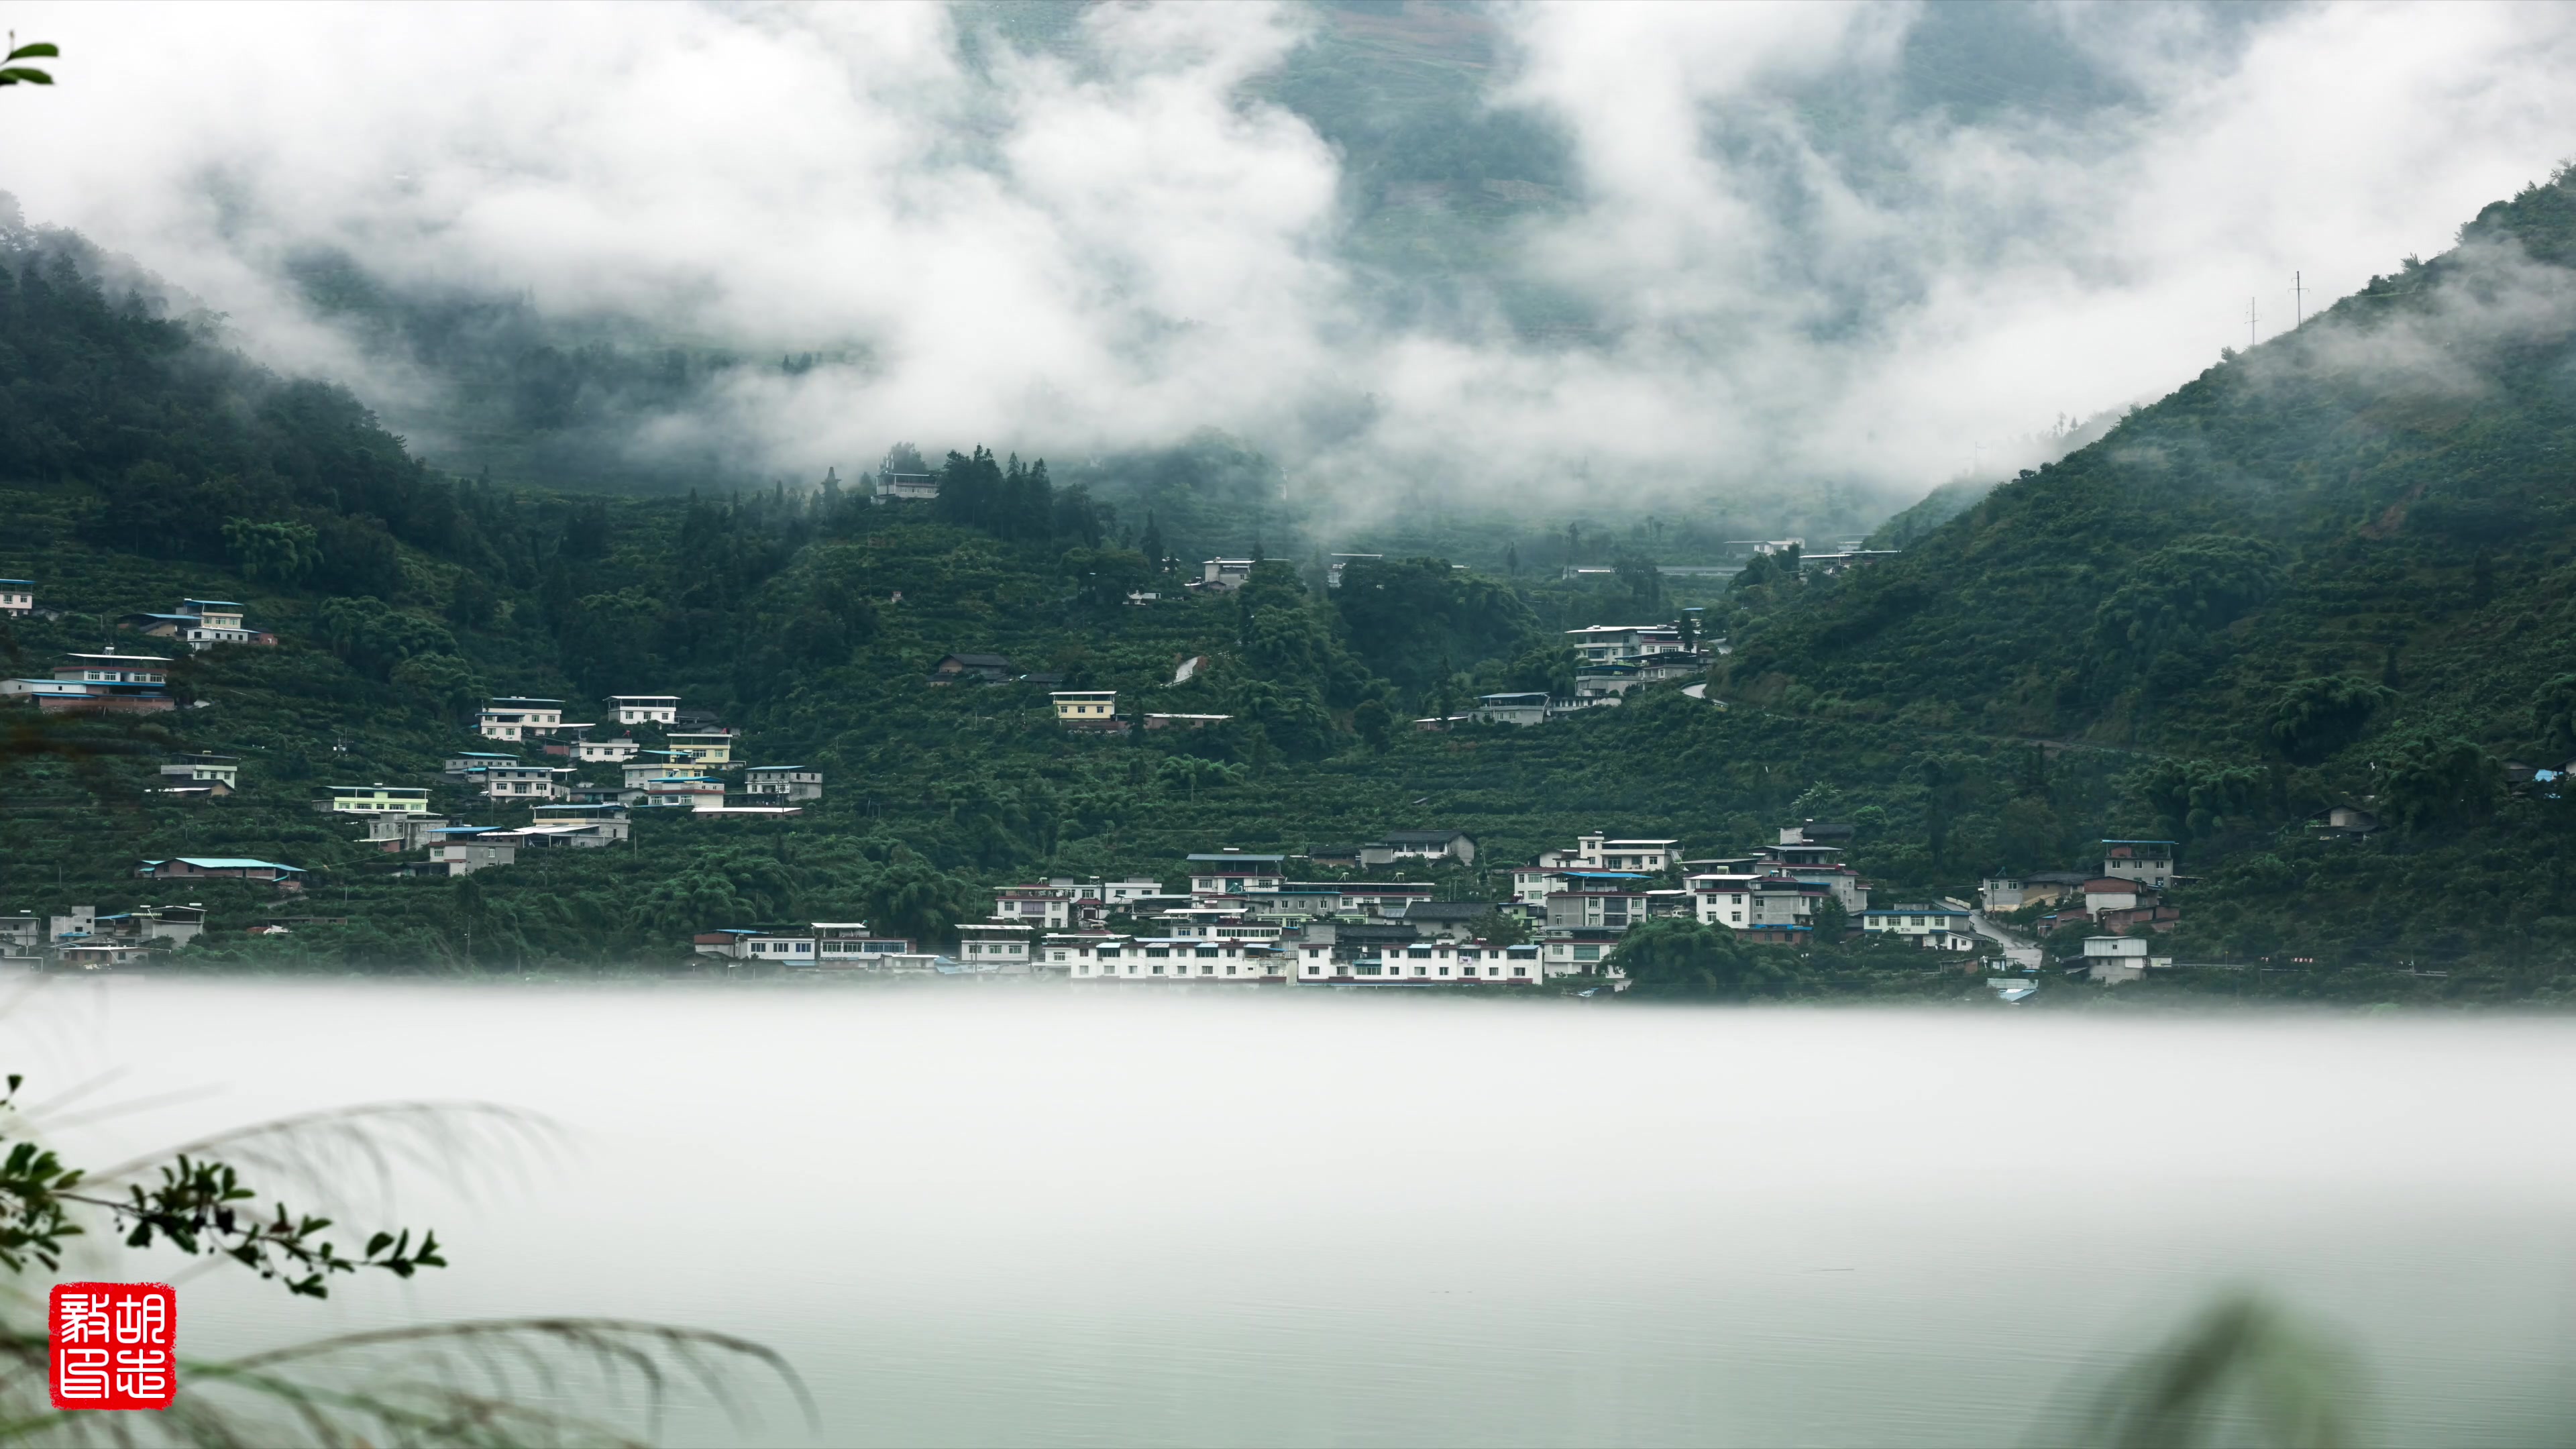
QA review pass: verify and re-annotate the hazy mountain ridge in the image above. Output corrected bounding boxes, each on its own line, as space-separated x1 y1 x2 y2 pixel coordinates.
1724 168 2576 776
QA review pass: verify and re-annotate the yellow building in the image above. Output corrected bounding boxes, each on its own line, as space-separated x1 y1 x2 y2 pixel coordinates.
319 784 431 815
667 731 735 767
1051 690 1118 727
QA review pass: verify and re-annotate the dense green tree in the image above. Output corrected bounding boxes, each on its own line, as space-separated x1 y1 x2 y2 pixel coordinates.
2265 676 2392 763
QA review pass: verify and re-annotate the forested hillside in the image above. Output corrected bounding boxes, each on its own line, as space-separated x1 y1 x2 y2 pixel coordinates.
8 175 2576 998
1709 167 2576 981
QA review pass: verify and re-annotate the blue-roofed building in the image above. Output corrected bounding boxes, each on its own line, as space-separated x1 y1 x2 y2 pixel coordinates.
136 857 307 891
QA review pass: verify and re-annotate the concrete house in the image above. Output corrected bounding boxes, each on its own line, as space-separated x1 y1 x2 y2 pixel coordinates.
0 580 31 614
362 814 452 852
4 651 175 713
1059 935 1287 982
1542 833 1681 873
610 695 680 725
1361 829 1478 867
474 763 570 802
1197 559 1256 592
1860 904 1978 950
1051 690 1119 728
956 922 1036 970
666 731 735 768
639 777 725 809
425 828 519 876
2101 840 2177 889
992 885 1079 930
531 802 631 843
161 753 240 788
812 924 918 967
576 735 642 763
317 784 431 816
743 765 822 801
138 857 305 891
1186 853 1286 895
873 470 940 503
1295 938 1544 985
120 598 273 651
2082 877 2146 914
1392 901 1496 938
1470 692 1551 726
478 698 566 741
2084 934 2174 983
1545 888 1650 932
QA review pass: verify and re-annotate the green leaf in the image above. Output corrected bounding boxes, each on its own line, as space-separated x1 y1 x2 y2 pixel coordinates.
0 67 54 85
6 42 60 59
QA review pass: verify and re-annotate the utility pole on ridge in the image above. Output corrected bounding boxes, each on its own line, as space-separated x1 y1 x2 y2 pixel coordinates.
2247 297 2258 349
2292 270 2305 328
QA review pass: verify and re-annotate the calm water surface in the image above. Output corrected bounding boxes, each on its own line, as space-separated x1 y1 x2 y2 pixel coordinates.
12 979 2575 1446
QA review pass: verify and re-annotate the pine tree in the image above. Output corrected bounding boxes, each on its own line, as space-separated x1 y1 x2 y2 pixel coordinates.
1141 511 1165 570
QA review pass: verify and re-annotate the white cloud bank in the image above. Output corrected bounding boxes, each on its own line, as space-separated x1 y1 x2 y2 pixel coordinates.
6 1 2574 526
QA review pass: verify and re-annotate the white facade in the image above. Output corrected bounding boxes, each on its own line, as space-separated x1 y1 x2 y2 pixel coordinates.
744 766 823 801
577 736 641 763
160 755 239 788
1543 833 1681 873
0 580 30 614
474 763 569 801
993 887 1077 929
2101 842 2176 889
1300 939 1546 985
1060 935 1285 981
957 924 1035 968
611 696 680 725
641 777 724 808
478 698 565 741
812 924 917 965
1562 624 1685 664
1862 906 1978 950
1198 559 1256 591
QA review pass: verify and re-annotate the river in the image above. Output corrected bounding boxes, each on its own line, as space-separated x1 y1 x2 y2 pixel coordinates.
12 978 2574 1445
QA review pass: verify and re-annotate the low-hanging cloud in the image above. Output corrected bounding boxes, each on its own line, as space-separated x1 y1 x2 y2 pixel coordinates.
8 1 2576 532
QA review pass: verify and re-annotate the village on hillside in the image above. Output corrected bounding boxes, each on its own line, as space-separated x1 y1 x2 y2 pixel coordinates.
7 570 2200 987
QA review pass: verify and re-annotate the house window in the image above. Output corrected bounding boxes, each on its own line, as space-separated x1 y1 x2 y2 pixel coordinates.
1574 945 1600 961
1357 963 1381 975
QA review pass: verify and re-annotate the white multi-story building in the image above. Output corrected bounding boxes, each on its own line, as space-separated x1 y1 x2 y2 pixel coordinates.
1860 904 1978 951
743 765 822 801
812 924 918 966
992 885 1078 930
1303 939 1547 985
1562 624 1686 665
1186 853 1287 896
2100 841 2177 890
1540 832 1681 873
955 923 1036 969
0 580 31 614
1057 934 1286 982
1197 558 1256 592
472 762 570 802
576 736 641 763
478 698 566 741
639 777 724 809
610 695 680 726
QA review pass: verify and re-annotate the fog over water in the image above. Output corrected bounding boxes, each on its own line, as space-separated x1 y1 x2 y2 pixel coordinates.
15 979 2576 1446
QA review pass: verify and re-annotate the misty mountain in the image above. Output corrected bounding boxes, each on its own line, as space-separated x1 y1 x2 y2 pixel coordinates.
1723 168 2576 774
